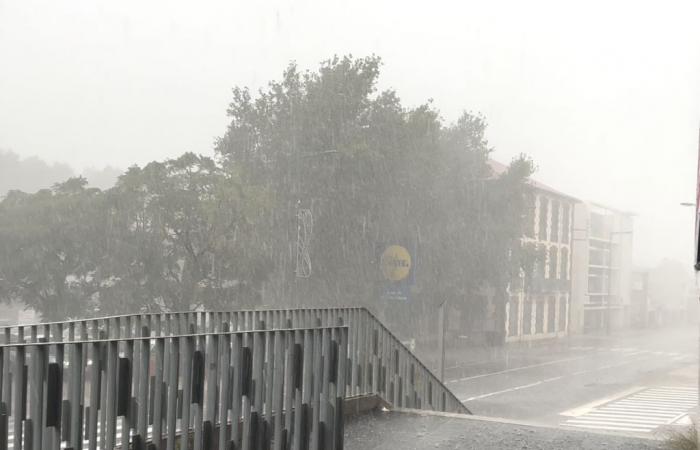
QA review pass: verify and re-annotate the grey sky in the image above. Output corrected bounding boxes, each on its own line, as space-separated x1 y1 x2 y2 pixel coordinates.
0 0 698 268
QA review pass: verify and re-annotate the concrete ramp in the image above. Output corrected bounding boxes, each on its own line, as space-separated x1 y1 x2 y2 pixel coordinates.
345 409 666 450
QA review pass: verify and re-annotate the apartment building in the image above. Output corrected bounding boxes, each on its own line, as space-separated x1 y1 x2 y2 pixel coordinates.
570 202 634 333
488 160 578 342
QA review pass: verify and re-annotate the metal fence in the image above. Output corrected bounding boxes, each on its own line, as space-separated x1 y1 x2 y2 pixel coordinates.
0 307 470 416
0 326 348 450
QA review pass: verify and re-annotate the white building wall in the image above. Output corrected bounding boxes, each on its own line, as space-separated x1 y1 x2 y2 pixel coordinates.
570 202 634 333
506 190 574 342
570 202 590 334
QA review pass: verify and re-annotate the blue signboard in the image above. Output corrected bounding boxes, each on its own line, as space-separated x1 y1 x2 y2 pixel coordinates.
381 284 410 302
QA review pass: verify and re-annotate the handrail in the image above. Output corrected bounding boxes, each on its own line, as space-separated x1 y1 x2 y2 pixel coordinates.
0 326 349 450
0 306 470 415
358 308 471 414
0 325 344 347
0 306 362 332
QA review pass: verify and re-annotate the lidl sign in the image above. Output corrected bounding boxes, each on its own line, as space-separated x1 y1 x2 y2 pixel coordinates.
380 245 412 282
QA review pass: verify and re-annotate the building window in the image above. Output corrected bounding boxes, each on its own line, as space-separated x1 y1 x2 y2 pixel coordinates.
561 247 569 280
538 196 549 242
549 246 559 279
536 299 545 333
524 192 536 238
588 272 603 294
589 247 606 266
548 296 556 333
590 212 610 239
508 296 519 337
551 201 560 243
559 295 568 331
523 300 533 335
562 204 570 244
588 267 607 303
540 244 548 279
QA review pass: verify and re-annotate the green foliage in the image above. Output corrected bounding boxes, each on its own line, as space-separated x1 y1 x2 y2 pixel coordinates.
0 55 533 336
101 153 272 313
0 178 103 320
0 155 272 318
216 55 534 338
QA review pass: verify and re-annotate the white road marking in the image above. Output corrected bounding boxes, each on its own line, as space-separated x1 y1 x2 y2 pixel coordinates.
461 376 565 402
460 356 651 402
448 347 691 385
560 387 644 417
562 386 698 433
447 355 588 384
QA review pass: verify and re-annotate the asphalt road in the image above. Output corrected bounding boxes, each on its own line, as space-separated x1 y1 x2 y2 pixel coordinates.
443 325 699 432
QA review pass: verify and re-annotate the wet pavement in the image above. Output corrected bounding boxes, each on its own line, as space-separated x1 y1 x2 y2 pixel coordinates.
344 410 667 450
435 325 698 431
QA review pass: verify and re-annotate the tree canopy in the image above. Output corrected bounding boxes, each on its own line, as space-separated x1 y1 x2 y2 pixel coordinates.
0 55 533 342
215 55 533 336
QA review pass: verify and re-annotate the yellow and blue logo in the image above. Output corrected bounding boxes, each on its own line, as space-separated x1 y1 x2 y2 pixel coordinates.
380 245 412 282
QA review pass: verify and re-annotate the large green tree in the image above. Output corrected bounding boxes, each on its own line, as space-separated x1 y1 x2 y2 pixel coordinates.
216 55 533 341
0 178 104 321
0 154 272 318
97 153 272 313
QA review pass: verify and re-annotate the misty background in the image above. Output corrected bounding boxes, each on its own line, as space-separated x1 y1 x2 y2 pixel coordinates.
1 0 699 269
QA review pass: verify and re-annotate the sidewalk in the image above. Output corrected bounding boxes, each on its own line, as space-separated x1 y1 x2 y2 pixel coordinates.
345 410 667 450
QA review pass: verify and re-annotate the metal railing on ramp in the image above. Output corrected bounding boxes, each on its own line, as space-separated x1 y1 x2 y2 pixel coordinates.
0 325 348 450
0 307 469 449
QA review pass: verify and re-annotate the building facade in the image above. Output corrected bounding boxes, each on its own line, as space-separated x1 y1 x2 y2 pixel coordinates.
488 161 638 341
570 202 634 333
505 185 578 342
488 160 578 343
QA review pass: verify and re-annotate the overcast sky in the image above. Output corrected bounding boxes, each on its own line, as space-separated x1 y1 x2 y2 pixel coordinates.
0 0 698 268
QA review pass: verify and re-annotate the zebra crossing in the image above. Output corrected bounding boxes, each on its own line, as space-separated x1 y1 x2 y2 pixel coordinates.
562 386 698 433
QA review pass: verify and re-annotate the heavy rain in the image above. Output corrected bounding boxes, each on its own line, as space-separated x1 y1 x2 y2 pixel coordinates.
0 1 699 449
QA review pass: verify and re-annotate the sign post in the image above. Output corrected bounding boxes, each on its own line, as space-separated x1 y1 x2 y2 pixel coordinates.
438 300 446 382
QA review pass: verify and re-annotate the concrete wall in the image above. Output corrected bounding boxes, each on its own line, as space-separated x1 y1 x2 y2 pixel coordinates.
570 202 634 333
570 202 590 334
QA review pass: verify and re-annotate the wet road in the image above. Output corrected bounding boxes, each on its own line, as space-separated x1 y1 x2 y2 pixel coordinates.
444 325 698 431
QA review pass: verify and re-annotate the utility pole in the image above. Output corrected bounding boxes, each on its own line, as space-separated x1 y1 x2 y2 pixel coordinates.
438 300 446 382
